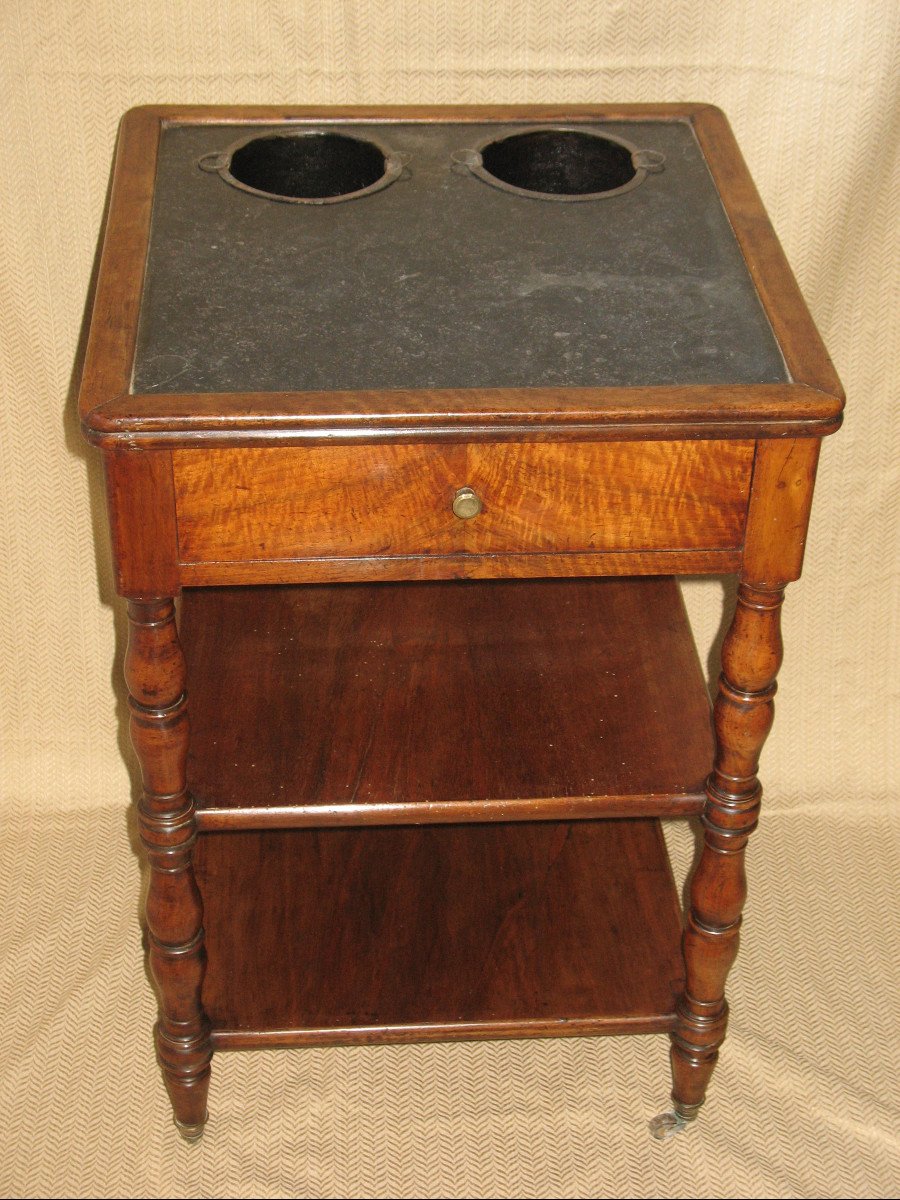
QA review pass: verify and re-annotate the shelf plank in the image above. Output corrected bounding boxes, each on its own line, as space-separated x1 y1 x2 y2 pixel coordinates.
183 577 712 827
196 818 684 1045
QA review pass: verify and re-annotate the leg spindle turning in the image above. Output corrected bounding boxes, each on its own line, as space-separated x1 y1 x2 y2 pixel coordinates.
126 599 212 1140
660 582 785 1131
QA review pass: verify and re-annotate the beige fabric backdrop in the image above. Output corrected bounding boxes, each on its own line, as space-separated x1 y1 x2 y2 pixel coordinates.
1 2 898 1196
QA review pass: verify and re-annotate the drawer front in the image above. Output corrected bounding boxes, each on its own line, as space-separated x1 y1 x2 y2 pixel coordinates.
173 441 754 565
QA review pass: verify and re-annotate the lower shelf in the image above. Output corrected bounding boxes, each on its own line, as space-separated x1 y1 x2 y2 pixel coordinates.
195 818 685 1047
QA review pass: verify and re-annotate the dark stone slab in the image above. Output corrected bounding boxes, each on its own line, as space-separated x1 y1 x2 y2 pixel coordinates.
132 121 787 394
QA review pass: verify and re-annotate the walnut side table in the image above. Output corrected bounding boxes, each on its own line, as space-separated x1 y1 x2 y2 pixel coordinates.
79 104 843 1141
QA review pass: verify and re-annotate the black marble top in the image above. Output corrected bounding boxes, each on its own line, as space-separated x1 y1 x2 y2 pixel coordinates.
132 120 787 395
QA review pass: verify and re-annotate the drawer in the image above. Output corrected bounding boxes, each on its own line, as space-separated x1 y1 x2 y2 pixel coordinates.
173 441 754 565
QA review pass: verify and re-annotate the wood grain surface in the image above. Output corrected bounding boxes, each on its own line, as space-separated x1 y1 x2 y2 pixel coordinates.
743 438 821 584
181 576 714 827
103 448 179 598
195 818 684 1043
178 548 742 586
172 440 754 568
88 384 842 447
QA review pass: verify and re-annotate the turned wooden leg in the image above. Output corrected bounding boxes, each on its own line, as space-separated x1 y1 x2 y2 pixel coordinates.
666 581 785 1127
125 599 212 1141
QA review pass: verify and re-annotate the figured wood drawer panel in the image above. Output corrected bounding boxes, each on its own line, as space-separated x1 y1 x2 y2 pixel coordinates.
173 441 755 564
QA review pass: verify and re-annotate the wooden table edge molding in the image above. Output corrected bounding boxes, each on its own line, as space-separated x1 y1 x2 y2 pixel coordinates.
79 103 843 1145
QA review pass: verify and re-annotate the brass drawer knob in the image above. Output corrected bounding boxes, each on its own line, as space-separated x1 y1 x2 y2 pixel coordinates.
452 486 483 520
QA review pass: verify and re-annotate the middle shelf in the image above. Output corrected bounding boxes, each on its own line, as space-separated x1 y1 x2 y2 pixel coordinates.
182 575 713 830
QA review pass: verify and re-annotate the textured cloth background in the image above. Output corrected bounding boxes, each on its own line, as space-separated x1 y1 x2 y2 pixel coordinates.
1 2 898 1196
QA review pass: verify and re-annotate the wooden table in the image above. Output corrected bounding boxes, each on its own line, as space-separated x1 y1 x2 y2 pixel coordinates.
79 104 843 1141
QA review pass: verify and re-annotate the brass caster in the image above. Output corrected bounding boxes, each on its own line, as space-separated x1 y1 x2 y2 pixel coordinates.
649 1110 690 1141
175 1113 208 1143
